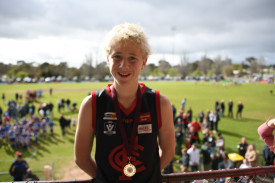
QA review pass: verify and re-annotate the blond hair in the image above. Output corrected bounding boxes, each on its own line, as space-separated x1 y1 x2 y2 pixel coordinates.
103 23 151 58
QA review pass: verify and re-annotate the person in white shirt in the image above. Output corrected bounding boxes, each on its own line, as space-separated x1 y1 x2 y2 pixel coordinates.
187 144 200 172
239 158 251 169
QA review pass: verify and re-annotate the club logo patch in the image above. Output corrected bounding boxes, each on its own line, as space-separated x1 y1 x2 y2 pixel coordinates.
138 124 152 134
104 121 117 136
103 112 117 120
139 112 151 123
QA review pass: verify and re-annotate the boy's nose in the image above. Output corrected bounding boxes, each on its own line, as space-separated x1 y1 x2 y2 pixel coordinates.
119 59 128 68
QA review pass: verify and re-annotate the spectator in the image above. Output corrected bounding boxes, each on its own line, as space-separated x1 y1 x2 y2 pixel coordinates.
206 109 210 123
2 93 5 104
181 98 187 112
213 110 220 133
200 143 212 171
262 145 274 166
238 137 248 157
71 103 77 112
198 110 205 123
228 99 233 118
182 112 189 131
212 151 223 170
59 114 67 136
176 117 184 130
205 131 216 158
175 127 184 155
238 159 252 183
220 99 225 117
236 101 244 119
239 158 251 169
187 144 200 172
209 111 214 131
216 133 225 154
188 118 201 144
186 126 199 145
15 93 19 101
201 118 210 135
215 100 219 111
180 148 189 172
49 118 54 136
48 102 54 117
72 117 77 127
218 153 233 169
171 104 176 120
245 144 259 167
174 110 183 126
29 104 35 117
57 100 62 112
66 98 71 111
187 107 193 122
9 151 29 181
209 110 220 133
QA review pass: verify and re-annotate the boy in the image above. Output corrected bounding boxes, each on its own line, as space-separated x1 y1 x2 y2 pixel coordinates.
74 23 175 182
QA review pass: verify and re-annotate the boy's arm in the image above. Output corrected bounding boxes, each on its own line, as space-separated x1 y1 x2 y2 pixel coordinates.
158 94 175 170
74 96 97 178
258 119 275 153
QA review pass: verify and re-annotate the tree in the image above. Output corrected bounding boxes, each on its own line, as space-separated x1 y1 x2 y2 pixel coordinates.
178 52 192 77
16 71 28 79
257 56 265 75
246 57 260 74
140 63 156 77
81 53 94 78
168 67 179 77
94 62 109 81
199 55 213 75
158 60 171 76
213 55 223 76
222 65 233 77
68 67 81 81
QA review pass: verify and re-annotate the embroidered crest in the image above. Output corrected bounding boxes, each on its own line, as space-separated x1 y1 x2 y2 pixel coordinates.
104 121 117 136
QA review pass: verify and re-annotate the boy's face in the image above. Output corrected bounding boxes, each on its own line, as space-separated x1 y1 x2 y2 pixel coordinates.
107 41 147 85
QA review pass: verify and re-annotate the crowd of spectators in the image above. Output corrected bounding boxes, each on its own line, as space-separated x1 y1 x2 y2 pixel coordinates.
172 98 264 177
0 91 77 150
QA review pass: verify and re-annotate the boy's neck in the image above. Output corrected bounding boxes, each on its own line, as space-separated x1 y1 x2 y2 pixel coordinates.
112 82 139 108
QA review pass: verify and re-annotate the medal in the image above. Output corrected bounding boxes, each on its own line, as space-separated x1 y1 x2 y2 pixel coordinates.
123 160 136 177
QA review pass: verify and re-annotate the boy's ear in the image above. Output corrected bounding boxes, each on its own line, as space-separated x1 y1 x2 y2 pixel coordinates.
141 58 147 70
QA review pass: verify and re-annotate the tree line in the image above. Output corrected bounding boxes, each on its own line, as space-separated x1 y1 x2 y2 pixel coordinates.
0 55 273 82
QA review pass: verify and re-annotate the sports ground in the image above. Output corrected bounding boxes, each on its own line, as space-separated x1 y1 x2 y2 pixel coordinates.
0 81 274 181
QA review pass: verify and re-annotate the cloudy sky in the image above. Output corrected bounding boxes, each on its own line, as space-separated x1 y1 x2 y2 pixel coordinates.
0 0 274 68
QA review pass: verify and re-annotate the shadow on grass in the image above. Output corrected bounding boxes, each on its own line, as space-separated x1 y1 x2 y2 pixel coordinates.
224 116 261 123
219 129 253 141
68 138 75 144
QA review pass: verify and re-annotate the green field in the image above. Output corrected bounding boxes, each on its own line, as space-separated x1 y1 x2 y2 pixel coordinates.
0 81 274 181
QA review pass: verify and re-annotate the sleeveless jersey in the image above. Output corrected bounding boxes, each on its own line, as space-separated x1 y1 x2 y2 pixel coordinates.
92 84 162 183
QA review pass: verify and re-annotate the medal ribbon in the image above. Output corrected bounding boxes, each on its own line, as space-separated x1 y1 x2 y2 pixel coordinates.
111 84 142 157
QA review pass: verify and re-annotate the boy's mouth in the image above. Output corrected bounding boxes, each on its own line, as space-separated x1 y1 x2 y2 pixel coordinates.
118 72 130 77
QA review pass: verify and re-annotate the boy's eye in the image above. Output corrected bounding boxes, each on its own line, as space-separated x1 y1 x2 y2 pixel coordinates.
113 55 122 60
129 56 137 61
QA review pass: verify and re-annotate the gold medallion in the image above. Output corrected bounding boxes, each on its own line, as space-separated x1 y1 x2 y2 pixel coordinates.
123 163 136 177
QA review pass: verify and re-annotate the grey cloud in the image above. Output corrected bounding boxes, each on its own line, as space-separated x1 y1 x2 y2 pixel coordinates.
0 0 275 65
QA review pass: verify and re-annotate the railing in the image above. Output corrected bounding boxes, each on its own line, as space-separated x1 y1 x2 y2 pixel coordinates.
13 166 275 183
162 166 275 182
